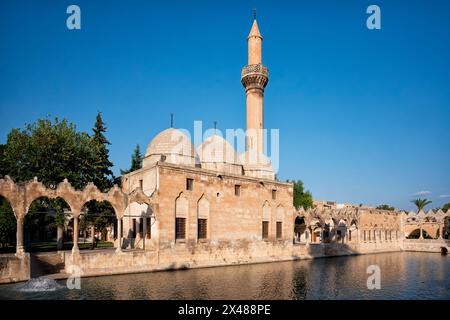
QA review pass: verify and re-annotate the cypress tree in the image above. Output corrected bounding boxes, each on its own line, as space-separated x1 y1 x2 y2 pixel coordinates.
90 112 114 192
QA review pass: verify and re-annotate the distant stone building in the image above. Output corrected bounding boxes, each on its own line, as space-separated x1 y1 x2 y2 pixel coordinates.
313 200 374 210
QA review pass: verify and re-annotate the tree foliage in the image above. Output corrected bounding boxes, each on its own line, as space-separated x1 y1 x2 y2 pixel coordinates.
290 179 313 210
0 117 95 189
411 198 432 212
120 144 143 175
0 197 15 248
441 202 450 213
0 114 116 245
89 113 115 192
376 204 395 211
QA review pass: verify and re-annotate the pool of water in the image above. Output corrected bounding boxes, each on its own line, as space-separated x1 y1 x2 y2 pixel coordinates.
0 252 449 300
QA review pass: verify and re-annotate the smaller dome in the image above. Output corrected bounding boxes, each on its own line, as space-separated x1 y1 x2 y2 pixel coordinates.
143 128 197 167
239 150 275 180
197 135 243 175
197 135 240 165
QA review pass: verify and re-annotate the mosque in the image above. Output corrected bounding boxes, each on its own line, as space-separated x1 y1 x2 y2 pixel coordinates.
119 16 294 251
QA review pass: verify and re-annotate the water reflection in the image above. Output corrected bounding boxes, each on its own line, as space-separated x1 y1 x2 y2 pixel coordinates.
0 252 449 300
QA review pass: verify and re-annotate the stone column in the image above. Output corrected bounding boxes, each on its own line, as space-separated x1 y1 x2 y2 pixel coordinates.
16 216 25 256
438 224 443 239
57 225 64 250
72 215 79 253
419 224 423 239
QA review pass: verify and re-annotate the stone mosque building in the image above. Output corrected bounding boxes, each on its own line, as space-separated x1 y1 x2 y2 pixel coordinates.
120 17 294 251
0 17 449 283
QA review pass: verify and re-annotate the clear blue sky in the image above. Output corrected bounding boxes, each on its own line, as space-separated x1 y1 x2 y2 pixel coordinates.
1 0 449 211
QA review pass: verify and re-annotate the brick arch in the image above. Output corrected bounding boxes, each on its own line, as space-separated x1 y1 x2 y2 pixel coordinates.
0 176 135 219
175 192 189 218
197 194 210 219
262 200 271 220
422 224 440 239
276 204 285 221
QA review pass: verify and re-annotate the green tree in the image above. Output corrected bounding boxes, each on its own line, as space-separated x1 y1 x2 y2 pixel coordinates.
85 113 116 244
120 144 143 175
0 144 7 178
0 115 117 248
0 197 16 250
1 117 94 189
83 200 116 248
441 202 450 213
89 113 115 192
290 179 313 210
411 198 432 212
376 204 395 211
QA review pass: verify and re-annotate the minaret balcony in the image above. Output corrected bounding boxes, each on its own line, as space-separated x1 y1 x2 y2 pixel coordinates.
241 63 269 79
241 64 269 90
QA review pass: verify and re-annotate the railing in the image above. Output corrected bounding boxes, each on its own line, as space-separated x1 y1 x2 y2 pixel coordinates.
241 64 268 79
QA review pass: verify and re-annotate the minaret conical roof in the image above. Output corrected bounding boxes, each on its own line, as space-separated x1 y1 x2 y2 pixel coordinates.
248 19 262 39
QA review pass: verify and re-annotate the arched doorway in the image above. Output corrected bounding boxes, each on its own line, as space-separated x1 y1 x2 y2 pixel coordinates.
322 222 332 243
121 201 154 250
348 219 358 243
336 219 348 243
24 197 71 252
0 195 16 253
294 216 307 243
80 200 117 250
310 220 322 243
406 228 432 239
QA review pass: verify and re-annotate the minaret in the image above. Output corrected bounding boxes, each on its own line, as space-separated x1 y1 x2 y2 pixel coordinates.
241 14 269 157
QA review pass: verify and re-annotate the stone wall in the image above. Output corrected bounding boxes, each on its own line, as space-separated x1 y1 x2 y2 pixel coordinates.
62 239 408 279
402 239 450 253
0 253 30 284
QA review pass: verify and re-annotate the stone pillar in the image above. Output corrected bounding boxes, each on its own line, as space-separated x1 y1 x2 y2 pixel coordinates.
16 216 25 256
57 225 64 250
438 223 443 239
419 224 423 239
72 215 79 253
116 217 123 252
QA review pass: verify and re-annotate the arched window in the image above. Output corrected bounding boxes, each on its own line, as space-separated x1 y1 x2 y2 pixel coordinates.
175 193 188 241
197 195 209 240
262 202 270 240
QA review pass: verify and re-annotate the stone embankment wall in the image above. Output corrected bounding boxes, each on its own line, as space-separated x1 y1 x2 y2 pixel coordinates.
0 254 30 284
63 239 404 279
402 239 450 253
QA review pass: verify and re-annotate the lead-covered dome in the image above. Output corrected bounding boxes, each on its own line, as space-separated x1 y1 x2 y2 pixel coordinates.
197 135 243 175
143 128 197 167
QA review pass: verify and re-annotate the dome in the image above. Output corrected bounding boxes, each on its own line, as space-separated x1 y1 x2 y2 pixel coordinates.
197 135 242 175
239 150 275 180
143 128 197 167
197 135 240 165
